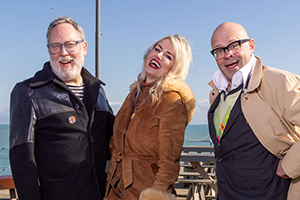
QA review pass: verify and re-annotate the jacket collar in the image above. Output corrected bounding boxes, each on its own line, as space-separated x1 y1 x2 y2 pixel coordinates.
30 62 57 88
246 55 263 93
208 55 264 94
212 54 255 93
164 80 195 124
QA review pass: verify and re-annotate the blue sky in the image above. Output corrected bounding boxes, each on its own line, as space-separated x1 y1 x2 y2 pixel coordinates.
1 0 299 124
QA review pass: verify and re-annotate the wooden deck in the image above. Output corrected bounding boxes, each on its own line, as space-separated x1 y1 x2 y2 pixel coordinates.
0 183 202 200
0 185 190 200
0 183 211 200
0 146 216 200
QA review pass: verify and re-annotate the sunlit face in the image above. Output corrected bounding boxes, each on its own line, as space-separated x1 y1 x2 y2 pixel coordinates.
48 23 87 85
211 28 254 82
145 39 175 83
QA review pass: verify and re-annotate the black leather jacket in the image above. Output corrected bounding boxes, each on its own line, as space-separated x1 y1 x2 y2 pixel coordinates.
9 62 114 200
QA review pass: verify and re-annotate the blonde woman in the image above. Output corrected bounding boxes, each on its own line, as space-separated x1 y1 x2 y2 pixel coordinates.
105 35 195 200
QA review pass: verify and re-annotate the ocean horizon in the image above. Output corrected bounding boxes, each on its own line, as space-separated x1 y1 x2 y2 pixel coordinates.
0 124 211 175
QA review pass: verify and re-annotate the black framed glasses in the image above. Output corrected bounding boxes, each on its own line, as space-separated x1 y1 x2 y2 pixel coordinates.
47 40 83 54
210 39 250 59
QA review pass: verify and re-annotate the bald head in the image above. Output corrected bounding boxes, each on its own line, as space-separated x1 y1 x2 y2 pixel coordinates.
210 22 255 83
211 22 249 49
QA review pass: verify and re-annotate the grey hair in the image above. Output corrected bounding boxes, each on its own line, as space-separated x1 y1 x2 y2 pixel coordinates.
46 16 85 43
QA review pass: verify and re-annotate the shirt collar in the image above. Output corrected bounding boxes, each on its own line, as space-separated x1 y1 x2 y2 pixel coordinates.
212 54 256 93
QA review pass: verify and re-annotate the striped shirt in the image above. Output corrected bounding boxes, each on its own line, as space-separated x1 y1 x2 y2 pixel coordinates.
66 83 84 101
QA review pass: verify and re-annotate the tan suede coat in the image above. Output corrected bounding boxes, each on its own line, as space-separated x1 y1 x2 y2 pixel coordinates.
105 81 195 200
209 56 300 200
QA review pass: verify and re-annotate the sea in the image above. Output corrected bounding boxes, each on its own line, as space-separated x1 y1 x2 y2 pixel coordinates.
0 124 211 176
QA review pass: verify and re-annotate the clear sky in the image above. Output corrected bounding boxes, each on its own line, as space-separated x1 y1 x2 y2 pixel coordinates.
1 0 299 124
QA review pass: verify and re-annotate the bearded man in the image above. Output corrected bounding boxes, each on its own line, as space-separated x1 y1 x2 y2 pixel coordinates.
9 16 114 200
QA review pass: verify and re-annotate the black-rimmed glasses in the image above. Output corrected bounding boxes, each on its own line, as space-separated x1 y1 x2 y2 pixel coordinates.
210 39 250 59
47 40 83 54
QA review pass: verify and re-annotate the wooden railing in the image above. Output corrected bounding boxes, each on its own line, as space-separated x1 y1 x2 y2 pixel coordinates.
0 175 17 199
182 146 215 153
179 146 216 200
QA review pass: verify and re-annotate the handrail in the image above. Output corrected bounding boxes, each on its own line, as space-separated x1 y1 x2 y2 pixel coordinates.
182 146 215 153
0 166 11 173
0 146 11 173
0 175 14 190
0 146 8 151
184 135 211 142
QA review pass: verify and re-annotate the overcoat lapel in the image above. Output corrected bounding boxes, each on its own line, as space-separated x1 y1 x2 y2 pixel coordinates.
208 92 221 147
221 94 242 137
208 92 243 145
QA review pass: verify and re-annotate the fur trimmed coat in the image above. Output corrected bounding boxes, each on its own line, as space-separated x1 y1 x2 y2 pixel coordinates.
105 80 195 200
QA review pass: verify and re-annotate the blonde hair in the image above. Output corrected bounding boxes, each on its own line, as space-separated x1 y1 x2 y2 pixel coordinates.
131 35 192 104
46 16 85 43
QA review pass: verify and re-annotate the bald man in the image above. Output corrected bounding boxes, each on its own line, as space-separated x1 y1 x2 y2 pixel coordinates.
207 22 300 200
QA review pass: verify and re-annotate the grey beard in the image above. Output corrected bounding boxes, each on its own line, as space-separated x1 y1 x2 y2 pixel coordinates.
50 55 84 82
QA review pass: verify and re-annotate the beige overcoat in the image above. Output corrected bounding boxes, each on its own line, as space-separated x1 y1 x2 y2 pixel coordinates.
105 80 195 200
209 56 300 200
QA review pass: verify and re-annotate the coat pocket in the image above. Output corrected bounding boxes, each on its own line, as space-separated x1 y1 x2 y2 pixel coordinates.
42 176 76 200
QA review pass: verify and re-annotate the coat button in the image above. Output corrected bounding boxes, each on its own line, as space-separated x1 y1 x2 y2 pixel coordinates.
75 104 80 109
